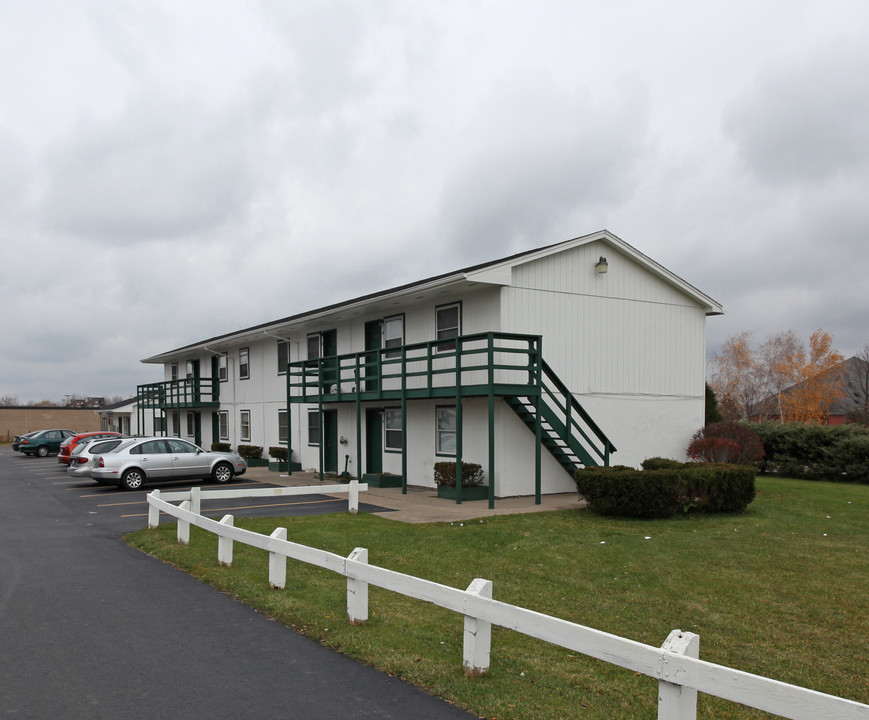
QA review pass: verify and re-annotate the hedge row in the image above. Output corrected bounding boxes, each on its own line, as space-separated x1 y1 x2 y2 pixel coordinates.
574 461 756 518
752 421 869 483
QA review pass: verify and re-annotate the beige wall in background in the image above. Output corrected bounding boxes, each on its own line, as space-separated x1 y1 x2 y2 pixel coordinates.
0 408 102 442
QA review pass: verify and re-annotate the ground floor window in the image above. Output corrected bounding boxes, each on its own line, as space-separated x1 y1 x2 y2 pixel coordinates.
307 410 320 445
240 410 251 442
278 410 288 444
218 411 229 440
436 406 456 455
171 411 180 437
186 412 195 437
384 408 402 452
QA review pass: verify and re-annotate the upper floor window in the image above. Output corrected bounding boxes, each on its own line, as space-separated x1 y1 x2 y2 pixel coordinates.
218 354 228 382
436 303 461 352
277 341 289 375
170 363 179 381
239 348 250 380
383 315 404 359
185 361 195 379
307 334 321 360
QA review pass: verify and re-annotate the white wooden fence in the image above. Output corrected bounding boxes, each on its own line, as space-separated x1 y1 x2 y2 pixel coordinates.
146 482 868 720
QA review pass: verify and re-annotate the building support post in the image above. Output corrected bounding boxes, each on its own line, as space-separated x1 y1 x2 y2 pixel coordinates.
487 333 495 509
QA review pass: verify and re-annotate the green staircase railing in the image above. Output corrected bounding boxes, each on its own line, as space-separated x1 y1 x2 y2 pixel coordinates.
287 332 615 475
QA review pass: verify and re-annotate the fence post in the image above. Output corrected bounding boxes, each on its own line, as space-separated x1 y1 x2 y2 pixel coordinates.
177 500 190 545
348 479 359 514
218 515 234 566
148 490 160 529
269 527 287 589
658 629 699 720
189 486 201 515
346 547 368 625
462 578 492 677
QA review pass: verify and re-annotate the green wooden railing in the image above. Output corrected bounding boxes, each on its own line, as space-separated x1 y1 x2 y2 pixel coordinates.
287 332 615 470
137 377 220 409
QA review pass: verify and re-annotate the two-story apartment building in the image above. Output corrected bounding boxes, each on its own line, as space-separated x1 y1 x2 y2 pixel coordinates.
138 230 722 502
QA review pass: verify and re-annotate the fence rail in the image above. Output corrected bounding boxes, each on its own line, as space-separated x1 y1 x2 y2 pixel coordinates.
145 485 868 720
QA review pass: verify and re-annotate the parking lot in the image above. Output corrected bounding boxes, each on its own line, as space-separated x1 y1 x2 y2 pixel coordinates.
0 447 473 720
5 451 391 530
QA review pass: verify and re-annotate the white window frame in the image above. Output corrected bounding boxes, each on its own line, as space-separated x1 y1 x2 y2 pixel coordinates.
218 411 229 440
383 315 404 359
186 412 195 437
384 408 402 452
240 410 251 442
218 354 228 382
278 409 288 444
239 348 250 380
307 410 320 446
435 303 461 352
277 341 289 375
307 334 321 361
436 406 456 456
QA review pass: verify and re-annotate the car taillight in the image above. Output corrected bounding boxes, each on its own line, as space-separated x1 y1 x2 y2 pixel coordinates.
76 457 88 465
98 458 105 468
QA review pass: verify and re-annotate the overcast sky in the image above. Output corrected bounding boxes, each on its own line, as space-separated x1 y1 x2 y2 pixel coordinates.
1 0 868 404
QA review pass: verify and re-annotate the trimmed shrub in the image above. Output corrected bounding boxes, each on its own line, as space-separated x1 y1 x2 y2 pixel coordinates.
434 461 485 488
236 444 263 460
642 457 685 471
688 421 764 465
211 442 231 452
752 421 869 482
575 463 755 518
269 446 289 462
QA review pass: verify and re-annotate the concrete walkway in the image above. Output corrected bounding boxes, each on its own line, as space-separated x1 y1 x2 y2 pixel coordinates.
248 467 582 523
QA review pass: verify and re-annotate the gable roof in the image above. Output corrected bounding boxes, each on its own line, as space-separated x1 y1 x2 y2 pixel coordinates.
143 229 723 364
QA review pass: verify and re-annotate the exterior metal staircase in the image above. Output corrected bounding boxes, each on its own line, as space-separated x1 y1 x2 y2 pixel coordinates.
506 359 614 476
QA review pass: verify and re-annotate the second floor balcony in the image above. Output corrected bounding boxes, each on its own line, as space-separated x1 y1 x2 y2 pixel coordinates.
137 377 220 410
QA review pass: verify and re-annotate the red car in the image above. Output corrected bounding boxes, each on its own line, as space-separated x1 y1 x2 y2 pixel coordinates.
57 431 123 465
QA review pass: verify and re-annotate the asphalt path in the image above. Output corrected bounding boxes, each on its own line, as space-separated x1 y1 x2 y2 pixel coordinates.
0 451 475 719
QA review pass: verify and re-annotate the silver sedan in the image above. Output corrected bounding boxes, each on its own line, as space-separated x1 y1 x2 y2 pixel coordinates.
91 437 247 490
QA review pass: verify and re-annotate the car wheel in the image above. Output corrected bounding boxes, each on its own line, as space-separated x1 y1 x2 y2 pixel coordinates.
36 446 49 457
212 462 234 484
120 469 145 491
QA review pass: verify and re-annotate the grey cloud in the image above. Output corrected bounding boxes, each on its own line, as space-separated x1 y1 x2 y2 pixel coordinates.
38 94 260 242
438 77 650 260
724 40 869 186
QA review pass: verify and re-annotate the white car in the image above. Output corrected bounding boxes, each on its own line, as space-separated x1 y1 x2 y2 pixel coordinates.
91 437 247 490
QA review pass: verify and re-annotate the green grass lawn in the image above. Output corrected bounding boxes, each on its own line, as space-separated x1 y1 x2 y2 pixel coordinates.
126 477 868 719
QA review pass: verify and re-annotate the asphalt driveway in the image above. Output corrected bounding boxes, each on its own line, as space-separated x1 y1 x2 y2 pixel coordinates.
0 451 474 719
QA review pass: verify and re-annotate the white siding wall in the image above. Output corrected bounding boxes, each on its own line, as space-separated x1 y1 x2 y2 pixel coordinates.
160 239 712 485
505 240 708 468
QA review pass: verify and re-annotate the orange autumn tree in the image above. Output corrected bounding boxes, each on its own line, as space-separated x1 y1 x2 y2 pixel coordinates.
711 329 847 424
780 330 846 423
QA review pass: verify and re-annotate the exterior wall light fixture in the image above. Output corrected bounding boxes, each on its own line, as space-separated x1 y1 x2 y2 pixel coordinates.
595 256 608 274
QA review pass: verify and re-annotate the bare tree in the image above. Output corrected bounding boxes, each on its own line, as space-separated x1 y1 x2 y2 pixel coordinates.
709 332 765 420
